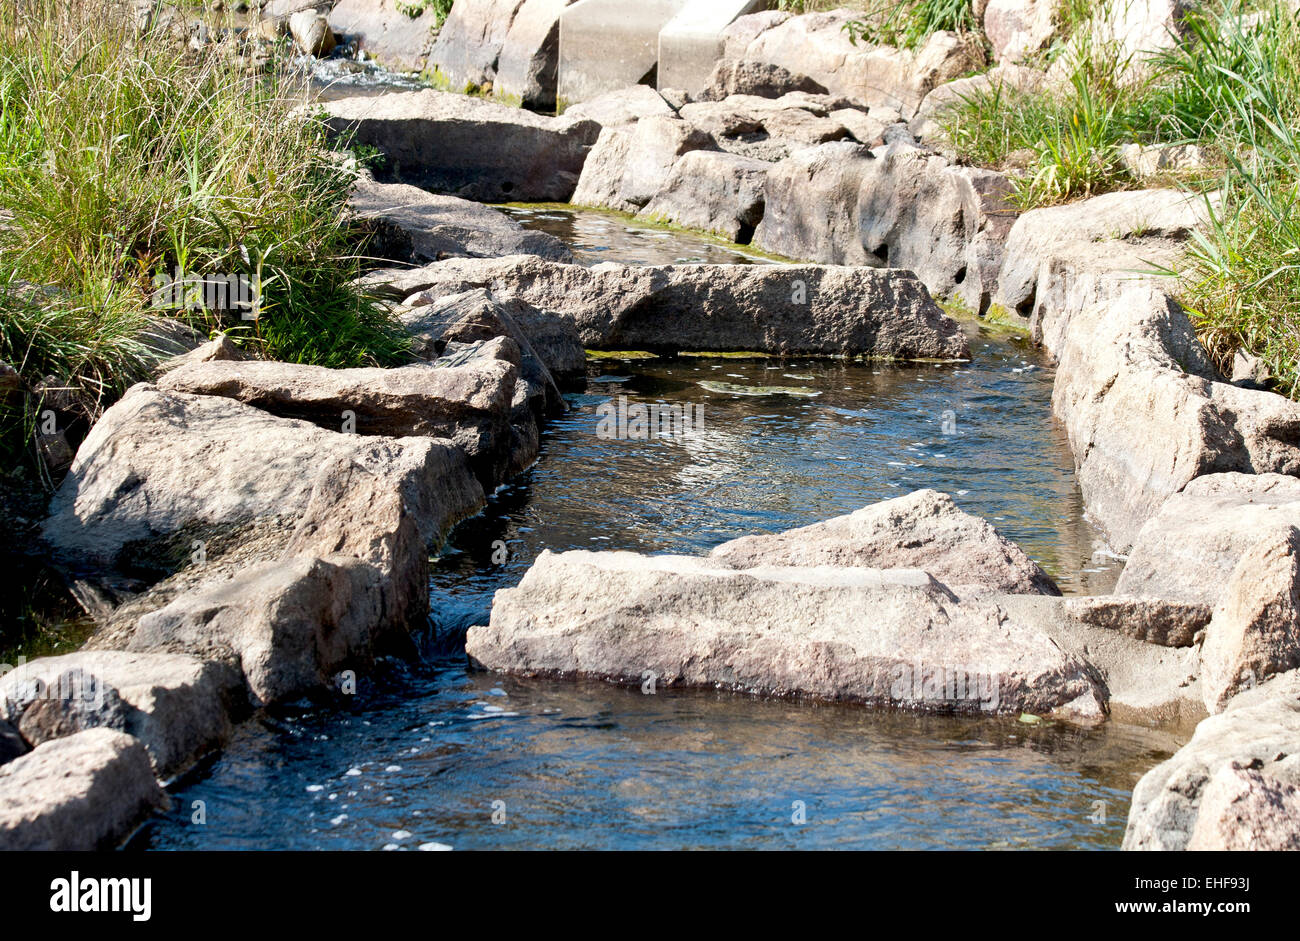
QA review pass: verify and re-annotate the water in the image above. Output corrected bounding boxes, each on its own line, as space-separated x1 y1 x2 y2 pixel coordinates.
138 213 1170 852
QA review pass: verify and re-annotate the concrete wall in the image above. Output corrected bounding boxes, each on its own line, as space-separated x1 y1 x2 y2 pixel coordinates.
657 0 768 97
557 0 690 106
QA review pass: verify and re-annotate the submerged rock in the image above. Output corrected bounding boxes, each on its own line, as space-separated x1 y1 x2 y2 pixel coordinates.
385 254 971 361
708 489 1059 595
467 550 1106 719
0 728 166 851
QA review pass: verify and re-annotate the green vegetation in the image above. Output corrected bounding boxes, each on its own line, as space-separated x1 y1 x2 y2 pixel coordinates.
844 0 978 50
936 1 1300 393
397 0 455 27
0 0 406 477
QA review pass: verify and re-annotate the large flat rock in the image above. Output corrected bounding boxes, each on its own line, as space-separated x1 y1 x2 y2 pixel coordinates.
467 550 1107 719
382 254 971 360
323 89 601 202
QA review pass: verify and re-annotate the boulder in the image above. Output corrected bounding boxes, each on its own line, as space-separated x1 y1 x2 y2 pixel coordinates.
1124 668 1300 850
656 0 775 98
350 176 573 264
1185 765 1300 851
753 141 878 265
427 0 527 93
1056 0 1196 85
638 150 768 242
698 59 828 102
467 550 1107 719
708 489 1059 595
678 93 862 162
327 0 439 72
494 0 577 111
1200 526 1300 713
571 115 715 211
41 384 484 572
983 0 1057 63
911 64 1046 132
156 334 245 374
390 254 971 360
562 84 675 127
289 10 336 56
1058 595 1210 647
0 728 166 851
156 358 520 487
0 651 240 778
323 89 601 202
1116 474 1300 605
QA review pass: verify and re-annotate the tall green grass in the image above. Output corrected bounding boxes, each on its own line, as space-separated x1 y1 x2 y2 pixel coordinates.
0 0 406 476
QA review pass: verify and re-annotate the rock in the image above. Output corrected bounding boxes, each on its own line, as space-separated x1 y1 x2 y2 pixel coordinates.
399 287 578 410
41 384 483 572
912 64 1046 126
1116 474 1300 605
638 150 767 242
1231 349 1271 390
0 728 166 851
656 0 775 99
322 89 601 202
699 59 827 102
1185 765 1300 850
1124 668 1300 850
0 720 25 767
709 489 1059 595
289 10 335 56
156 357 520 487
391 254 971 360
351 176 572 264
427 0 527 94
135 316 207 359
1201 526 1300 713
327 0 439 72
678 94 857 162
572 116 715 211
998 593 1204 724
156 333 245 374
1119 142 1206 180
494 0 576 111
754 141 1017 310
724 13 984 117
467 550 1107 719
1059 595 1211 647
0 651 240 778
983 0 1057 63
562 84 675 126
1058 0 1196 84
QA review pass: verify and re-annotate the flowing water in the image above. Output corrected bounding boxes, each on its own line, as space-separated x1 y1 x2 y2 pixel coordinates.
139 209 1180 852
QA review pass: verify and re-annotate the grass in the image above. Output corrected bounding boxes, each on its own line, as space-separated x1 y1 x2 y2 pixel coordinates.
396 0 454 27
0 0 407 478
935 0 1300 394
845 0 979 50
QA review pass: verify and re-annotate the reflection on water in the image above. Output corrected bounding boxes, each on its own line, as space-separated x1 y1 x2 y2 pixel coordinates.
497 205 775 266
144 333 1151 851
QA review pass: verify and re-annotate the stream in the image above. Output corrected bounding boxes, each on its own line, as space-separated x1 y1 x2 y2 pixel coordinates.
138 208 1181 852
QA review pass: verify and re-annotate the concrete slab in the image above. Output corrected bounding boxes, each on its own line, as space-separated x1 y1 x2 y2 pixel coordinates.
557 0 689 107
657 0 768 97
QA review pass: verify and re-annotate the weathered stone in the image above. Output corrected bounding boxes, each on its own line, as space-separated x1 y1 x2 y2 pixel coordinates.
1185 764 1300 850
1116 474 1300 604
156 334 245 375
1055 0 1196 85
0 728 166 851
912 64 1046 129
41 384 483 571
327 0 438 72
0 651 240 778
1059 595 1211 647
1124 668 1300 850
156 357 519 487
983 0 1057 63
427 0 527 93
289 10 335 56
572 115 715 211
638 150 767 241
753 141 877 265
467 550 1107 719
323 89 601 202
698 59 828 102
1119 141 1206 180
351 175 572 264
709 489 1059 595
562 84 675 127
392 254 971 360
1201 526 1300 713
495 0 576 111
